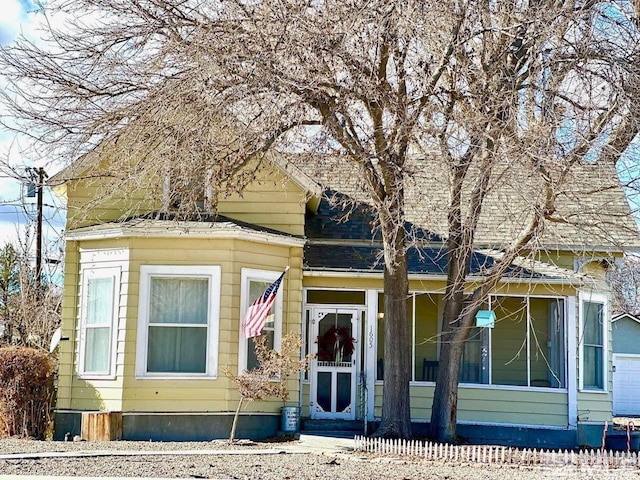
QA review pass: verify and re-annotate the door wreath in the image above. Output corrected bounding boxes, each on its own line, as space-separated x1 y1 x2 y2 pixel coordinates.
317 325 355 362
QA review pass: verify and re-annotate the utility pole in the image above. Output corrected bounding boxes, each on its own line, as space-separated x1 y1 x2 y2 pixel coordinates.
35 167 46 286
26 167 48 286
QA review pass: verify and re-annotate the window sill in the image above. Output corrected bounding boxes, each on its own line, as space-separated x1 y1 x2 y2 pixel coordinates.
579 388 608 394
77 373 117 381
135 374 218 380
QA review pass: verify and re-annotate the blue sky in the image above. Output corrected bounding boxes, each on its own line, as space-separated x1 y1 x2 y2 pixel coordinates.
0 0 65 266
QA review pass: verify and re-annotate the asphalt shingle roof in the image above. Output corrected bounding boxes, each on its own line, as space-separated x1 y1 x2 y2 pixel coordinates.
288 154 640 251
303 194 581 281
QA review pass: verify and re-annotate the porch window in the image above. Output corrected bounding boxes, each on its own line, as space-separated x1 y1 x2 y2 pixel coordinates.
580 294 607 390
79 267 120 377
413 293 440 382
489 296 566 388
239 269 283 372
492 297 528 386
136 265 221 378
414 295 565 388
461 326 489 384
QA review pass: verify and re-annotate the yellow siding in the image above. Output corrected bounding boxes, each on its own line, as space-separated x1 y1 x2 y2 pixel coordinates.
304 277 383 290
300 383 311 417
490 282 576 297
216 169 307 236
66 177 161 229
456 387 567 426
374 385 567 426
56 242 80 409
65 163 307 235
535 251 576 270
56 232 304 415
577 391 612 423
57 244 130 411
304 276 576 299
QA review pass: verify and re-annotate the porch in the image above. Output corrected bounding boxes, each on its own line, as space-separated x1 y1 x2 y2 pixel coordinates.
299 286 575 436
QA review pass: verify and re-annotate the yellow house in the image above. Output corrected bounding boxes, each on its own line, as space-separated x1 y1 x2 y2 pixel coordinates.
50 154 640 448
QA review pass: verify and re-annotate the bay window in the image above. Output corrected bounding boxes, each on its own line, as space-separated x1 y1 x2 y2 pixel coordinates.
238 269 283 372
136 265 221 378
79 267 120 377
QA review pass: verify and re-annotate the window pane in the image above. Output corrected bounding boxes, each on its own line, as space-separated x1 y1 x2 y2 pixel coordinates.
583 301 603 346
492 297 527 386
414 293 440 381
87 278 113 326
316 371 332 412
150 278 208 325
147 326 207 373
307 290 366 305
249 280 275 329
584 345 603 389
530 298 565 388
337 372 351 413
461 327 488 383
84 327 110 373
247 331 274 370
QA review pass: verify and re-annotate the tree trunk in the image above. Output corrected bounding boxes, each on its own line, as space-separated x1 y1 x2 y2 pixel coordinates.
429 325 466 443
228 395 244 443
374 235 412 439
429 214 474 443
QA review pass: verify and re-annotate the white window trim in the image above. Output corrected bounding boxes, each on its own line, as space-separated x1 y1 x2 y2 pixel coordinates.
136 265 221 379
238 268 284 374
78 266 121 379
578 291 609 393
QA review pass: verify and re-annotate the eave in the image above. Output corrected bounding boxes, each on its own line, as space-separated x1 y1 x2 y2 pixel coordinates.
66 219 306 248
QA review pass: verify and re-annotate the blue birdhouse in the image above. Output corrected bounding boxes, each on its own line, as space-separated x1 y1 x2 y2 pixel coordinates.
476 310 496 328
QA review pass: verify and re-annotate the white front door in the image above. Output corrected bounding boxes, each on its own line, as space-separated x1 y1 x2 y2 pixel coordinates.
310 308 359 420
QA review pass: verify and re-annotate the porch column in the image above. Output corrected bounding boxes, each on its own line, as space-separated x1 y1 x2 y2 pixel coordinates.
366 289 378 422
567 296 577 428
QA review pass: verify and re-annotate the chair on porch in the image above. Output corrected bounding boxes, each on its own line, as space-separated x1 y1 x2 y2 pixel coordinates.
421 359 439 382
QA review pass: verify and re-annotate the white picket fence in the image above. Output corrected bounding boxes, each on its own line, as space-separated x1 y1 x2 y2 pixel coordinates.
354 436 640 469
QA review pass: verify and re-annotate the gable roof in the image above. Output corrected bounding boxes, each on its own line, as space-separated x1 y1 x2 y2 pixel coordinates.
285 154 640 252
612 313 640 324
53 138 639 253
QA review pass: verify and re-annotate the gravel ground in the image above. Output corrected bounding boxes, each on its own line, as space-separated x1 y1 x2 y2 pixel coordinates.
1 438 639 479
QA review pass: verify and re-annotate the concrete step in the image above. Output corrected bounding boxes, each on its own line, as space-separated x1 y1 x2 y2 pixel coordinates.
300 419 364 434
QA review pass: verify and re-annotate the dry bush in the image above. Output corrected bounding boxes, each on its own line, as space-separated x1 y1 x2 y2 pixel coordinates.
225 333 311 442
0 346 56 439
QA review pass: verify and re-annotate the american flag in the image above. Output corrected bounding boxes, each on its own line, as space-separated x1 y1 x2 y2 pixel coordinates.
242 269 287 338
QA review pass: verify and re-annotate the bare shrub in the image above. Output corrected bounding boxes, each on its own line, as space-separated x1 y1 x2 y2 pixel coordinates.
0 346 56 439
224 333 311 442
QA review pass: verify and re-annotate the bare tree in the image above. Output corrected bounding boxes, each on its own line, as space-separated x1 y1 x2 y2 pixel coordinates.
1 0 639 441
611 255 640 315
0 242 61 351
